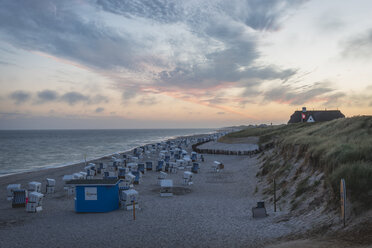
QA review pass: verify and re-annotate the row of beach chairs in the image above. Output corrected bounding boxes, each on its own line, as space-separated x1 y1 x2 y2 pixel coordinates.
7 178 55 212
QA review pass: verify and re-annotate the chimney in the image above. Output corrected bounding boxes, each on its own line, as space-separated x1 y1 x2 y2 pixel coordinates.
302 107 307 112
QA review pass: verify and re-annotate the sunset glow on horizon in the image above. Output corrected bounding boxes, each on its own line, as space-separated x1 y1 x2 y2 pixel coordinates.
1 0 372 129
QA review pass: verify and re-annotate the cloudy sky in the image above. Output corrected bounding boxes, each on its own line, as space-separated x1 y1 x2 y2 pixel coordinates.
0 0 372 129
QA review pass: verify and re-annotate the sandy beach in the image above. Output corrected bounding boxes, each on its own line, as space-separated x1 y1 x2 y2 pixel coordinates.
0 136 268 247
0 136 368 248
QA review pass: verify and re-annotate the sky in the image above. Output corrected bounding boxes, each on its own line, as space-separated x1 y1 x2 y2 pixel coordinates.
0 0 372 129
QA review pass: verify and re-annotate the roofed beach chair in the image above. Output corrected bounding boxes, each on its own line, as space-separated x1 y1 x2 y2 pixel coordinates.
7 184 21 201
158 171 167 185
138 163 145 174
160 179 173 197
191 152 197 162
79 171 88 179
118 167 127 179
183 171 193 186
156 160 164 172
62 175 75 196
120 189 139 210
86 169 94 179
28 181 41 193
45 178 56 194
127 162 138 172
124 173 135 187
12 189 26 208
169 162 178 174
103 171 117 180
213 161 224 172
145 161 153 171
131 171 141 185
191 162 200 173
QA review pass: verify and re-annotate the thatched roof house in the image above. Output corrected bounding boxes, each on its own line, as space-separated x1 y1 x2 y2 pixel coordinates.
288 107 345 124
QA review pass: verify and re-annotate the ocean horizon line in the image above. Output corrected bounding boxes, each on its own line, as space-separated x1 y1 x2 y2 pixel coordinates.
0 127 221 131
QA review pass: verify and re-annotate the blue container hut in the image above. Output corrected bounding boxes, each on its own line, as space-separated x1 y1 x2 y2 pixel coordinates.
66 179 120 213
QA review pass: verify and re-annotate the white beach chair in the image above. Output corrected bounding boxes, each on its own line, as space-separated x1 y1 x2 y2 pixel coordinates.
27 191 44 213
120 189 139 210
62 175 75 196
213 161 224 172
79 171 88 179
160 179 173 197
183 171 193 186
28 181 42 193
127 162 138 172
158 171 168 185
7 184 21 201
46 178 56 194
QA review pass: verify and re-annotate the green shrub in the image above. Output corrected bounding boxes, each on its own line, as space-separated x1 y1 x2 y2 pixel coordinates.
330 162 372 208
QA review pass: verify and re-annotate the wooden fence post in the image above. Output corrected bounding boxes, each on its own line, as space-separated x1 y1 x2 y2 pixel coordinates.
274 178 277 212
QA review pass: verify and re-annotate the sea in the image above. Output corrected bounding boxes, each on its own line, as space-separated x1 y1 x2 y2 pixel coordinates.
0 129 214 176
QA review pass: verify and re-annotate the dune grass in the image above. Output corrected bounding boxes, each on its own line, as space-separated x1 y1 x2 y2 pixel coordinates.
223 116 372 208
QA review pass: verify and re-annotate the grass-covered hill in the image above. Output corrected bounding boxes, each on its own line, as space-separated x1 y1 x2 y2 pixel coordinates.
221 116 372 210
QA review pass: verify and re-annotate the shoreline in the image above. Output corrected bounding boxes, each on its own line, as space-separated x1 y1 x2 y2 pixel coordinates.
0 131 215 179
